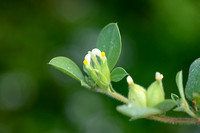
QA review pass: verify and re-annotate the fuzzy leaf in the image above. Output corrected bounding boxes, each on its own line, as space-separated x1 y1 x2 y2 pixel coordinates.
154 99 176 113
173 106 186 112
49 57 90 88
97 23 121 70
111 67 128 82
186 58 200 103
116 104 161 120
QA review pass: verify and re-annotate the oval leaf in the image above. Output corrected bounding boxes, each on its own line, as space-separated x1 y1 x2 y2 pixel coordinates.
111 67 128 82
185 58 200 101
49 56 90 88
176 71 186 101
154 99 176 113
97 23 122 70
116 104 161 120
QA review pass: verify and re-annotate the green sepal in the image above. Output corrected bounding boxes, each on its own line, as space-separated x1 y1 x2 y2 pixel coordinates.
128 84 147 107
147 80 165 107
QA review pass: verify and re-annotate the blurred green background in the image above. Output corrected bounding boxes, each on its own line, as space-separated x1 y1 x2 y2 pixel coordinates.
1 0 200 133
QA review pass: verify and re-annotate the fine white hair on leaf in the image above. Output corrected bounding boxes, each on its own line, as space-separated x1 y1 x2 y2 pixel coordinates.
92 48 102 57
128 104 133 108
127 75 133 85
155 72 163 81
85 53 91 64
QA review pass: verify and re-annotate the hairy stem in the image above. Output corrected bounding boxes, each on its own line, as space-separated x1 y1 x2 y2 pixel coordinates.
149 115 200 125
106 88 129 104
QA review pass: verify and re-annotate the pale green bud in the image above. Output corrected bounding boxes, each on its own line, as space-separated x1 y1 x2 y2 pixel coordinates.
100 56 110 81
94 69 110 88
91 50 101 70
83 48 110 89
147 72 165 107
127 76 147 107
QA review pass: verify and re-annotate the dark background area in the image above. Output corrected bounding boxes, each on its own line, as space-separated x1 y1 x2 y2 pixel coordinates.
0 0 200 133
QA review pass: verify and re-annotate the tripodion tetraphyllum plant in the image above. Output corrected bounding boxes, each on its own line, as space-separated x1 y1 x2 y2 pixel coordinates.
49 23 200 125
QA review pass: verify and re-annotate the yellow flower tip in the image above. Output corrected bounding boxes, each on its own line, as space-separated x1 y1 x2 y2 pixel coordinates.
83 60 88 65
101 52 105 57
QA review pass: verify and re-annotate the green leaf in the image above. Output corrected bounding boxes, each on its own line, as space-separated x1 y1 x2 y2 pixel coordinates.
49 57 90 88
97 23 121 70
173 106 186 112
171 93 179 102
111 67 128 82
171 93 185 111
176 71 186 101
186 58 200 102
154 99 176 113
116 104 161 120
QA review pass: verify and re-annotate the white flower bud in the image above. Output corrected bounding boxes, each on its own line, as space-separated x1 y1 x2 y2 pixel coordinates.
85 53 91 65
127 76 134 85
155 72 163 82
92 48 102 57
83 48 110 89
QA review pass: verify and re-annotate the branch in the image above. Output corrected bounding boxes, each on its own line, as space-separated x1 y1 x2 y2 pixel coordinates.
148 115 200 125
106 88 129 104
105 86 200 125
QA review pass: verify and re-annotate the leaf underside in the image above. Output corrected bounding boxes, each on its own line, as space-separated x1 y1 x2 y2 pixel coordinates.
49 56 90 88
117 104 161 120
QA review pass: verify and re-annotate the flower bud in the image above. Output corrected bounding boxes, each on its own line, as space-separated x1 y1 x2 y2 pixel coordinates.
83 48 110 89
127 76 147 107
100 52 110 81
146 72 165 107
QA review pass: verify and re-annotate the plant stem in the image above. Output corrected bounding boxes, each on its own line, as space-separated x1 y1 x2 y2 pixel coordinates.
183 101 199 119
106 88 129 104
149 115 200 125
185 107 198 119
105 87 200 125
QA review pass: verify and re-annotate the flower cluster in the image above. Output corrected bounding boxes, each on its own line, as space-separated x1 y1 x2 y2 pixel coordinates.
83 48 110 89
